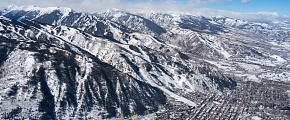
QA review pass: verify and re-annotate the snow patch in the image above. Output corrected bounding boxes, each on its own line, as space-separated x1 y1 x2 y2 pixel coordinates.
198 34 231 58
245 74 261 82
0 16 11 21
139 68 196 106
252 116 262 120
270 55 286 63
286 90 290 97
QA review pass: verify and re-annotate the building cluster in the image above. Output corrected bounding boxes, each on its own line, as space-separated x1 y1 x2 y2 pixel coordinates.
155 80 290 119
185 93 245 120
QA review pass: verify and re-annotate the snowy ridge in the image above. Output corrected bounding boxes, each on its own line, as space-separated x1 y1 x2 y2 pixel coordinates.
0 16 167 119
1 5 72 16
0 6 290 119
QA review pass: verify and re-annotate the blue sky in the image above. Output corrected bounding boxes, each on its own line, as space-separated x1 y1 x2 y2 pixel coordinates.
198 0 290 16
1 0 289 16
1 0 290 21
127 0 290 16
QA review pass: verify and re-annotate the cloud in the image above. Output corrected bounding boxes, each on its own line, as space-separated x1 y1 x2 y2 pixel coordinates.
188 0 231 6
241 0 250 4
192 8 290 22
0 0 289 22
0 0 188 12
0 0 234 12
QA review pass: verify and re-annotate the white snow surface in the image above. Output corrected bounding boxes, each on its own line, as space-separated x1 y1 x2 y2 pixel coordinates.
2 5 72 14
252 116 262 120
1 7 290 119
1 5 72 21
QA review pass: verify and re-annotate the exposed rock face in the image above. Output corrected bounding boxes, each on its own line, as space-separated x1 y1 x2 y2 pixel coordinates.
0 5 289 119
0 17 166 119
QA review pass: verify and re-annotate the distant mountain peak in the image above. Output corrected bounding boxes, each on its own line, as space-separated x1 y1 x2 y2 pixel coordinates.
1 5 74 15
0 5 290 119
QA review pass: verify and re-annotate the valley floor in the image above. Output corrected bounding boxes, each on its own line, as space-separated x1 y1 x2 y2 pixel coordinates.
154 80 290 120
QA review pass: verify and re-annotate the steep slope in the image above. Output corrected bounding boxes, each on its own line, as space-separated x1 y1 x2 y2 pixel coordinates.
1 5 238 93
0 5 289 119
0 16 167 119
119 10 290 82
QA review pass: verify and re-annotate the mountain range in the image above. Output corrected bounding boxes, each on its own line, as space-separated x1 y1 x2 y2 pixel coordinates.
0 5 289 119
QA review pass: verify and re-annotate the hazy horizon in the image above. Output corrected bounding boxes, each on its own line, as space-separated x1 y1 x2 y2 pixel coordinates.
1 0 290 22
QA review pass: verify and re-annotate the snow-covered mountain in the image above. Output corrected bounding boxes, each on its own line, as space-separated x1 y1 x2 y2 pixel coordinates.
0 5 289 119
